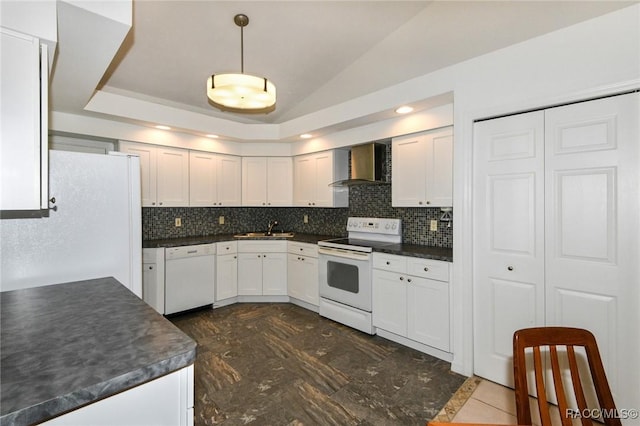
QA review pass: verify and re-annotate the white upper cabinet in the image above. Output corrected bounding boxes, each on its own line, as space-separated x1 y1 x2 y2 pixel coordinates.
242 157 292 206
0 29 49 211
293 150 348 207
119 142 189 207
190 152 241 207
156 147 189 207
392 127 453 207
266 157 293 206
216 155 242 206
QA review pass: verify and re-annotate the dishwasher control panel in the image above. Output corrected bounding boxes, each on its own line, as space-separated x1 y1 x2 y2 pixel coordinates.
165 243 216 260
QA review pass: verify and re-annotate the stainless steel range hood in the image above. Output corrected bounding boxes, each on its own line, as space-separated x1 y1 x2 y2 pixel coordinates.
330 143 388 187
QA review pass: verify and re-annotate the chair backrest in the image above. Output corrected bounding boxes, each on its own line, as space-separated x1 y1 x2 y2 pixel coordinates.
512 327 620 426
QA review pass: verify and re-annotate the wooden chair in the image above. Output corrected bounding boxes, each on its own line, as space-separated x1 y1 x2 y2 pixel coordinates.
513 327 620 426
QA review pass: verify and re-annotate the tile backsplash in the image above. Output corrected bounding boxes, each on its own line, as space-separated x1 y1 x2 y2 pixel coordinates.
143 188 452 247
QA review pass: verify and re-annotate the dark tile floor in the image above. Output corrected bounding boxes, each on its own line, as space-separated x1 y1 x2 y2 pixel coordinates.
171 303 465 425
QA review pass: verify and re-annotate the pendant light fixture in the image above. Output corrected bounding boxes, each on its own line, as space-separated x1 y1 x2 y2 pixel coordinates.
207 14 276 113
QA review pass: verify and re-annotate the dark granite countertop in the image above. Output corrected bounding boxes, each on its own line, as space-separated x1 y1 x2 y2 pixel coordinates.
0 277 196 426
143 232 339 248
144 234 452 262
374 243 453 262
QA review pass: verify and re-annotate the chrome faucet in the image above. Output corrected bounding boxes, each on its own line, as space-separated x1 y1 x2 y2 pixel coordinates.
267 220 279 235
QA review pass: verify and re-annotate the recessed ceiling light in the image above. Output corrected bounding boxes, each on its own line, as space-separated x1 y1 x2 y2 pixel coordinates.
300 134 313 139
395 106 414 114
206 134 219 138
155 125 171 130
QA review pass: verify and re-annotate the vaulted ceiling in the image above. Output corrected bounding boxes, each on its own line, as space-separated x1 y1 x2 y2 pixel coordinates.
51 1 634 141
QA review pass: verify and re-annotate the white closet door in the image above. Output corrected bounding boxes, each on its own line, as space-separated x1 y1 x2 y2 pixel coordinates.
544 92 639 410
473 111 546 387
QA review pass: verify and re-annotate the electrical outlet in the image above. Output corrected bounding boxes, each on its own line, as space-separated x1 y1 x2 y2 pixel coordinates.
175 217 182 227
430 219 438 231
219 216 225 225
303 214 308 224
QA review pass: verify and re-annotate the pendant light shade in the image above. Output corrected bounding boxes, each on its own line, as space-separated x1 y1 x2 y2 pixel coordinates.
207 14 276 113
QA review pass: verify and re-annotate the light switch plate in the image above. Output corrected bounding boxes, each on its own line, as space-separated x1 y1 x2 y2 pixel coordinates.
303 214 308 224
219 216 225 225
175 217 182 227
430 220 438 231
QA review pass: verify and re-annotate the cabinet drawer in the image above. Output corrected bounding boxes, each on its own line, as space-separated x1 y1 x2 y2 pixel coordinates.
373 253 407 273
288 242 318 258
216 241 237 255
238 240 287 253
407 258 449 282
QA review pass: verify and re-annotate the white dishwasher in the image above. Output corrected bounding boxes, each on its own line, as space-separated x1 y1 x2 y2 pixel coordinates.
165 243 216 315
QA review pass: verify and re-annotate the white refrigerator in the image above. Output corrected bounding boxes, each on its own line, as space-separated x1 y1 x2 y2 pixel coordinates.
0 150 142 296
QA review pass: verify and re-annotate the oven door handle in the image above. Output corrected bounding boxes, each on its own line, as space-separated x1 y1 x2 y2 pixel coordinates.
318 246 371 261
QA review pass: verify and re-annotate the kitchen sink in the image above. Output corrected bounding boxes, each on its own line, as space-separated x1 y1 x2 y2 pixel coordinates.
234 232 295 238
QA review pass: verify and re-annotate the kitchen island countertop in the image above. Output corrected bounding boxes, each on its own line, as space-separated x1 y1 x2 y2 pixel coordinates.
0 277 196 425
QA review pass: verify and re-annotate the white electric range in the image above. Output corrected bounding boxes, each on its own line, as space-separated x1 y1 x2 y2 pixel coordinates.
318 217 401 334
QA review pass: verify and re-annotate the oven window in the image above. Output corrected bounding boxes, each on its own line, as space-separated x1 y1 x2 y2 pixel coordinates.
327 260 359 293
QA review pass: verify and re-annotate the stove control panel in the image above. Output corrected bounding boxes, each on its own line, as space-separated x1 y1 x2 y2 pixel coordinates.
346 217 401 236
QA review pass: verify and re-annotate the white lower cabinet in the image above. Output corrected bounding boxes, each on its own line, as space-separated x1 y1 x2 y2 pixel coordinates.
142 248 165 314
287 242 319 307
237 241 287 296
372 253 451 355
41 365 194 426
215 241 237 302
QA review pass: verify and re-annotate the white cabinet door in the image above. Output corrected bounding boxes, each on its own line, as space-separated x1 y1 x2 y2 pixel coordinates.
189 151 218 207
287 253 319 305
0 29 48 211
119 142 158 207
427 133 453 206
392 128 453 207
217 154 242 206
372 269 407 336
392 134 427 207
262 252 287 296
267 157 292 206
157 147 189 207
293 151 348 207
216 253 237 301
237 253 263 295
300 256 319 305
408 277 450 351
313 151 335 207
473 111 546 387
287 253 304 300
242 157 268 206
293 155 315 207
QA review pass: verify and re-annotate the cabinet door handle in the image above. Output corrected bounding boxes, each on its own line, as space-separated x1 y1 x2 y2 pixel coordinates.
263 254 267 258
399 276 404 281
424 267 429 272
258 254 261 258
407 278 412 283
159 202 163 205
386 261 390 265
301 257 305 261
219 202 222 205
426 201 431 205
226 247 230 250
418 201 423 205
152 202 156 206
148 266 153 270
233 255 237 259
507 266 514 271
